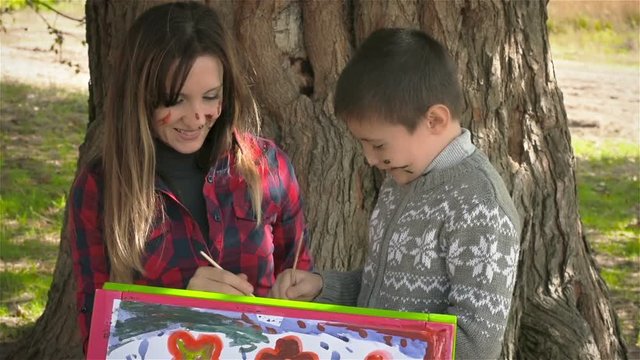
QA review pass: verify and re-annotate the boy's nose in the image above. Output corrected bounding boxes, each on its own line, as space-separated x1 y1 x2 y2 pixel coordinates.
363 151 378 167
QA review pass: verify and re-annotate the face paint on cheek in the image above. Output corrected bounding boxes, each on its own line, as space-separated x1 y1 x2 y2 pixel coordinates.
390 165 413 174
205 114 215 128
158 110 172 126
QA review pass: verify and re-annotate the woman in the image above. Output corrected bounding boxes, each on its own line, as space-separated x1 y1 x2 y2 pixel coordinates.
68 2 313 350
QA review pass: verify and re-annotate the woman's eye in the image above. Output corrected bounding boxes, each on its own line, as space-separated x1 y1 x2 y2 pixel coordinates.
373 144 384 150
204 94 219 101
163 97 183 107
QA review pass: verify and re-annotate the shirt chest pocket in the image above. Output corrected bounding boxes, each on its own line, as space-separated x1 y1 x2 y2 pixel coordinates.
229 174 280 222
145 210 173 247
231 190 278 258
141 216 184 281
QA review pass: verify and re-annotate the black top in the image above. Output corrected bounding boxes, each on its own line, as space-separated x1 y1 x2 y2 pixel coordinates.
155 140 209 240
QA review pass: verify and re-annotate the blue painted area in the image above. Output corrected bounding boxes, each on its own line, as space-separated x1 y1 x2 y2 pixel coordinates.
316 323 427 358
138 339 148 360
320 341 329 350
400 338 429 358
331 351 341 360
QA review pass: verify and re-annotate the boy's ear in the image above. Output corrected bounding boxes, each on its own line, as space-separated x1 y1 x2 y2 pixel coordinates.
423 104 452 134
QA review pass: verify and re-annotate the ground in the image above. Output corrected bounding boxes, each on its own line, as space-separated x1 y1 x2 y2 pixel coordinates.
554 58 639 359
0 5 638 358
555 59 640 143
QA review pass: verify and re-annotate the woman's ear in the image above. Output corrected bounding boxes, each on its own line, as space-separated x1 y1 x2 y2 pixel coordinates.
423 104 452 134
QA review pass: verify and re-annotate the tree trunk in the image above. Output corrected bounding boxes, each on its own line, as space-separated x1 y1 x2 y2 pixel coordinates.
8 1 627 359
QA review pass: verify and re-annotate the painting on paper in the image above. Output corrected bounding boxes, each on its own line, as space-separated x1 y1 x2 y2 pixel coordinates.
87 283 456 360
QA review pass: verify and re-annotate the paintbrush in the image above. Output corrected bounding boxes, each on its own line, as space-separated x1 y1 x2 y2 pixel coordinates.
290 232 304 286
199 250 254 297
199 250 223 270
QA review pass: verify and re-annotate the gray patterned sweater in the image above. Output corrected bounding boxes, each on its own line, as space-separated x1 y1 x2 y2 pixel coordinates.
316 129 521 359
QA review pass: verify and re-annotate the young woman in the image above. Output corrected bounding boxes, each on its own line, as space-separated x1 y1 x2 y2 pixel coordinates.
68 2 313 350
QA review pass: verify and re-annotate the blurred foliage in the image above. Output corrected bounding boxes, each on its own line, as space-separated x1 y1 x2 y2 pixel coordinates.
1 0 58 12
547 0 640 66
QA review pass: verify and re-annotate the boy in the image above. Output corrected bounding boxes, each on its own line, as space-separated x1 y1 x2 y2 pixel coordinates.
270 28 521 359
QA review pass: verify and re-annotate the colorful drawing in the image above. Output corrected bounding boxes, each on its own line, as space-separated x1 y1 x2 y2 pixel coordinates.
167 331 222 360
255 335 319 360
87 283 456 360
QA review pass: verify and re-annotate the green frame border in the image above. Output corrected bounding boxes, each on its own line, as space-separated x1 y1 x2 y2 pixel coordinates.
103 282 456 325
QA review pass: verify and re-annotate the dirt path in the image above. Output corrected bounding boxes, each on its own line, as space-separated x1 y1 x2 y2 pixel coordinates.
0 8 89 91
554 59 640 143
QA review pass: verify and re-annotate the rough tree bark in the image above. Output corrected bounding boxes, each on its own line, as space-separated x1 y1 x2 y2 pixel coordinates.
8 0 627 359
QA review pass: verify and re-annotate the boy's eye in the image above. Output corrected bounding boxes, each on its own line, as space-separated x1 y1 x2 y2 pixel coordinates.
373 144 384 150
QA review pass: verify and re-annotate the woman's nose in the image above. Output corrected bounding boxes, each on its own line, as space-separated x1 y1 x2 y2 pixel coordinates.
188 102 207 126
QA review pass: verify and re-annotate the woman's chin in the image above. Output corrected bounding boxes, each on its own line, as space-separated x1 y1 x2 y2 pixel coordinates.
166 139 205 154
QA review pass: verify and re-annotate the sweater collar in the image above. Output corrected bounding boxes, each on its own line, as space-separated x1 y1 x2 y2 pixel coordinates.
423 128 475 175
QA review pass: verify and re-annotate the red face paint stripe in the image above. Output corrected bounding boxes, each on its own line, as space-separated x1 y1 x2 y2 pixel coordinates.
159 111 171 125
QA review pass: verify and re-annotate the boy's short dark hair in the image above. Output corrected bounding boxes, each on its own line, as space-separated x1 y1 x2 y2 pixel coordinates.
334 28 462 132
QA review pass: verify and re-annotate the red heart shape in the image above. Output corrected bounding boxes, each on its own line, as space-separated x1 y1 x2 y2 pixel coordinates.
167 330 223 360
255 335 319 360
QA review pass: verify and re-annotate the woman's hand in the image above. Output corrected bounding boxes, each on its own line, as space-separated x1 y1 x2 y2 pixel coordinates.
268 269 323 301
187 266 254 296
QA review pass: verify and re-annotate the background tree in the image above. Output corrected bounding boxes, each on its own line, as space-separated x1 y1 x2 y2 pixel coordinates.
8 0 628 359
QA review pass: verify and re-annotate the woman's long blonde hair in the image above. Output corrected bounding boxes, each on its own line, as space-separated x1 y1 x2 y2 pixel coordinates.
97 2 262 282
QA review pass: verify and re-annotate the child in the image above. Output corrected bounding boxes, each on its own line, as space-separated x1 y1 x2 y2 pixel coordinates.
68 2 313 351
270 28 520 359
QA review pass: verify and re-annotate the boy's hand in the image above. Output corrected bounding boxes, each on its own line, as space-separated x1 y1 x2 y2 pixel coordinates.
269 269 323 301
187 266 254 296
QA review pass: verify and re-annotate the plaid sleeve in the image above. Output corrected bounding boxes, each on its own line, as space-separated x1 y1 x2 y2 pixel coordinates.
271 147 313 274
67 168 109 353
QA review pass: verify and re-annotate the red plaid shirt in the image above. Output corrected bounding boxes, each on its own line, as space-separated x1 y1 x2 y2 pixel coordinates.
68 136 313 349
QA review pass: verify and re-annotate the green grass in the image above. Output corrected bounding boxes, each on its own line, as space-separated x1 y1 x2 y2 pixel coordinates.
0 265 54 340
549 29 639 66
0 0 59 12
0 80 87 342
573 139 639 242
573 138 640 348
